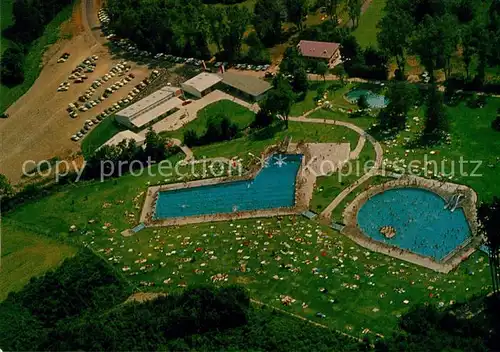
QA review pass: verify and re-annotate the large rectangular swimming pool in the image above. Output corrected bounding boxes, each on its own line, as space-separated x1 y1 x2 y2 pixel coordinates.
154 154 302 219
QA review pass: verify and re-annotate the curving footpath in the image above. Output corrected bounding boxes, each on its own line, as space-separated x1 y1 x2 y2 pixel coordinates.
288 114 384 220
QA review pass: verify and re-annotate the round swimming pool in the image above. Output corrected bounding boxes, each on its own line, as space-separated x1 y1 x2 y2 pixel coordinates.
357 188 470 261
345 89 388 108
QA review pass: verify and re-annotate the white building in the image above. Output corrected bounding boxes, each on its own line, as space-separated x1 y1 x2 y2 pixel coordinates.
115 85 183 130
99 130 146 149
181 72 223 98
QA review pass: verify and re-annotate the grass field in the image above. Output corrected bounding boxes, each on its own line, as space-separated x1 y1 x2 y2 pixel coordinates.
0 0 14 55
75 217 491 337
306 92 500 202
192 121 361 161
0 3 74 113
376 98 500 202
352 0 386 48
81 116 127 157
0 220 76 301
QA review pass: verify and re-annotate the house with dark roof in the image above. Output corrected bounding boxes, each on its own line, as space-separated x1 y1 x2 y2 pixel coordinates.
297 40 341 68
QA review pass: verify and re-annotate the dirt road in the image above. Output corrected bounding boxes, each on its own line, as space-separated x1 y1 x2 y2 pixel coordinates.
0 0 150 184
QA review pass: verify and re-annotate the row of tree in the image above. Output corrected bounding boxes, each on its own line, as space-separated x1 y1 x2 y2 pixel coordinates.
183 113 240 147
377 0 500 84
82 128 178 180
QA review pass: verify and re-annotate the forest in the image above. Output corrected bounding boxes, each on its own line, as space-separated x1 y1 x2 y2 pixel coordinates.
0 0 73 86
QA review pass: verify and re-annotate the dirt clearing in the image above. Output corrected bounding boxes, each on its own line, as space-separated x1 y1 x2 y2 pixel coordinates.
0 0 152 184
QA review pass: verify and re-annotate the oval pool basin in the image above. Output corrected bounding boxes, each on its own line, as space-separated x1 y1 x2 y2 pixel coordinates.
345 89 388 109
357 188 470 261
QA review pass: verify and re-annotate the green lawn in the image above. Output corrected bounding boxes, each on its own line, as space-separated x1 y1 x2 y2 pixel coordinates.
81 116 127 157
70 217 492 337
290 82 353 117
0 220 76 301
307 93 500 202
0 3 74 113
192 121 361 162
163 99 256 141
352 0 386 48
376 98 500 202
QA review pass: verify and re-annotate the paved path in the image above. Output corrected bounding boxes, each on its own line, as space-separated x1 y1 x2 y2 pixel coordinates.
142 90 259 136
288 113 384 220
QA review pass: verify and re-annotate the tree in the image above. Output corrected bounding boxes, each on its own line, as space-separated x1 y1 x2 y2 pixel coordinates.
144 128 167 161
316 61 329 82
412 14 459 81
493 109 500 131
291 67 309 95
204 114 238 143
357 94 370 111
253 108 274 127
478 197 500 296
245 32 271 64
347 0 362 28
320 0 341 23
379 81 416 129
0 174 13 198
205 6 225 52
331 65 347 85
0 45 25 86
339 34 362 64
264 75 295 128
253 0 283 46
280 47 306 74
460 21 479 81
284 0 309 31
377 2 413 79
423 84 448 143
221 6 250 60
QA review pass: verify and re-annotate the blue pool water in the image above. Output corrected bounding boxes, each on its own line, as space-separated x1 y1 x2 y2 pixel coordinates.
357 188 471 261
345 89 389 108
155 154 302 219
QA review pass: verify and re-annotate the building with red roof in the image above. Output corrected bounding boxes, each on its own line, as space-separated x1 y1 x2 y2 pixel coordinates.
297 40 341 68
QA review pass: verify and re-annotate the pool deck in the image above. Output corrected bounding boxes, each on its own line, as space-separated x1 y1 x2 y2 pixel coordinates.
341 175 480 273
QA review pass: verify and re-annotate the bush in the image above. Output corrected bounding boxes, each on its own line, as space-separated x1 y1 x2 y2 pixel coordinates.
204 114 238 143
492 116 500 131
183 129 199 147
253 109 274 128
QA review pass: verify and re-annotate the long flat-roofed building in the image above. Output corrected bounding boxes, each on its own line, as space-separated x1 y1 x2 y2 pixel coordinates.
181 72 223 98
115 85 183 130
221 71 272 102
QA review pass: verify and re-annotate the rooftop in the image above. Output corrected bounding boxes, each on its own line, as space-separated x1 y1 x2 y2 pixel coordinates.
181 72 223 92
118 85 180 119
101 130 146 149
221 72 272 97
129 96 183 128
297 40 340 59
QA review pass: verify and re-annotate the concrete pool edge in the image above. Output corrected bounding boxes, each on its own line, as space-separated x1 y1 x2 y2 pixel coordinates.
139 148 318 227
341 175 480 273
